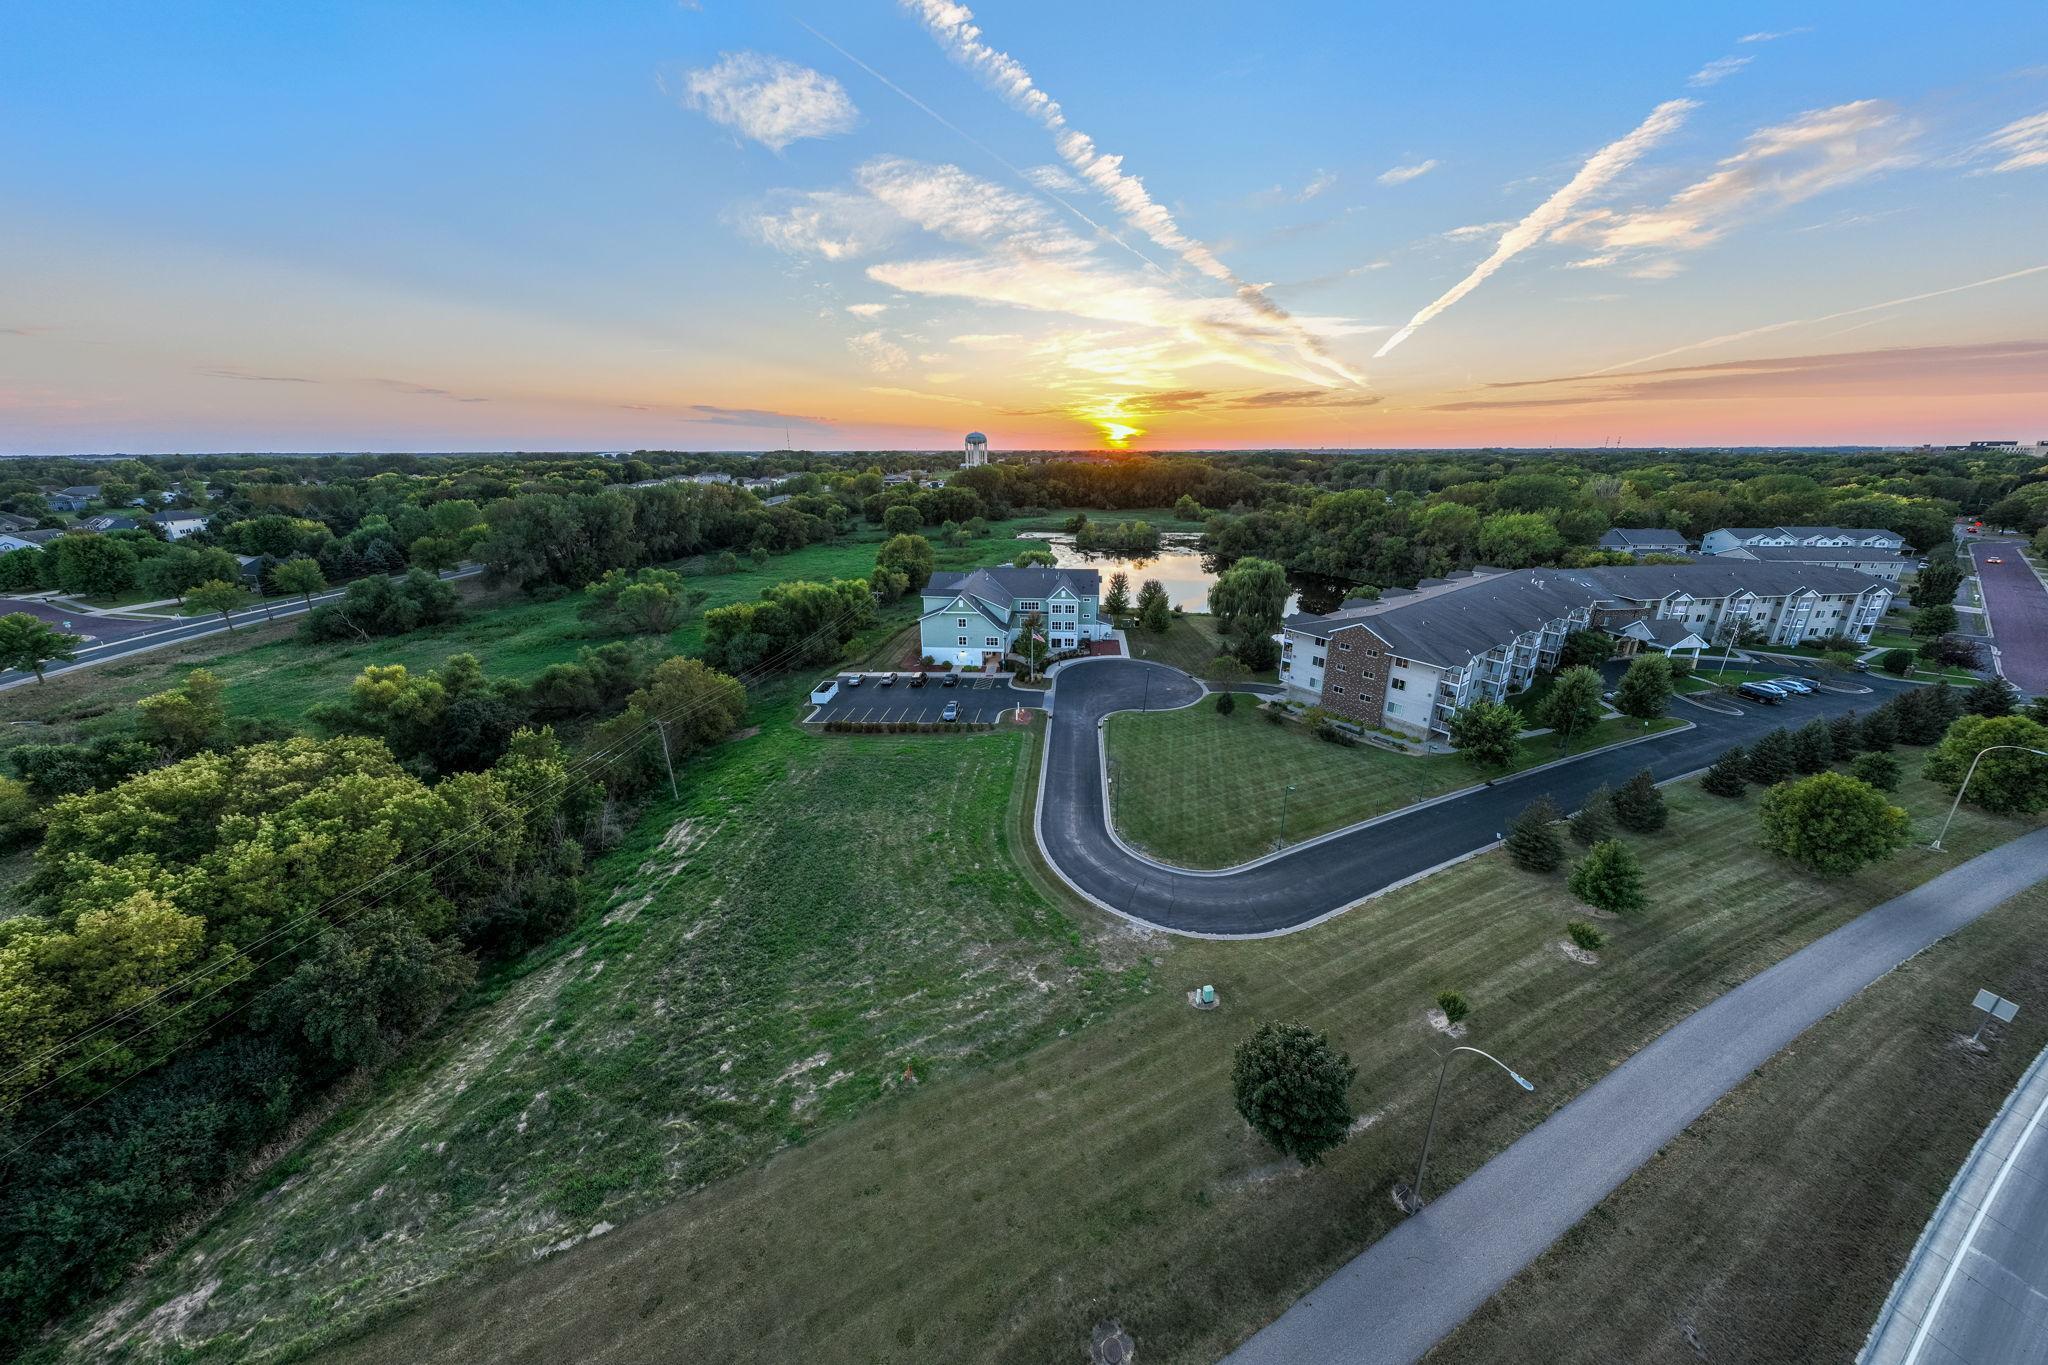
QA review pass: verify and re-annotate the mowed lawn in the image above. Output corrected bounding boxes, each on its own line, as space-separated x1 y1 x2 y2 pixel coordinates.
1435 882 2048 1365
305 766 2038 1365
69 707 1150 1363
1106 698 1681 868
1125 613 1277 681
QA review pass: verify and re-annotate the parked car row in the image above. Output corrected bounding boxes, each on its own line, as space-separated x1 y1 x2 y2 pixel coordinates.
840 671 962 689
1734 675 1819 705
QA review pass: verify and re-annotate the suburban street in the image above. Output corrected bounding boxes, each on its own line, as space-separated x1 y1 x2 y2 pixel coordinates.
1970 538 2048 696
1038 657 1913 937
0 565 482 692
1224 825 2048 1365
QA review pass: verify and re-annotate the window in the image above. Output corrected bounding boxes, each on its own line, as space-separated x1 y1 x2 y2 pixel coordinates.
985 636 1001 647
1333 686 1347 696
956 617 967 628
1362 670 1375 680
1021 600 1041 612
1311 655 1325 668
1339 641 1352 652
1391 678 1408 691
957 636 968 645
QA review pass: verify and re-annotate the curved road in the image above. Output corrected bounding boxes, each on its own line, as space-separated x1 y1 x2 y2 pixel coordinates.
1038 658 1913 936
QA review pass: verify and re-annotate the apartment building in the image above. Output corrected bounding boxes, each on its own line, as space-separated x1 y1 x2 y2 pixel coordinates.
1698 525 1907 554
1706 543 1908 581
1280 563 1893 741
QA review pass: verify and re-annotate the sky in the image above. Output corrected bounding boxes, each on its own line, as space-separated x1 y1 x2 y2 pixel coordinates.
4 0 2048 454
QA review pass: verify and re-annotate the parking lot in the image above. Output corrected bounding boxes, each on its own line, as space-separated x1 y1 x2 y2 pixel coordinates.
809 674 1044 725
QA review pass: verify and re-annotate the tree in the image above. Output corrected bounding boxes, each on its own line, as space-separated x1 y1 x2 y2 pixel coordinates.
271 555 328 608
1828 710 1863 759
1744 727 1795 786
583 567 703 635
1556 630 1615 670
1173 493 1203 521
1230 1022 1357 1165
1104 570 1131 620
1791 720 1835 774
1850 751 1901 791
1964 677 2018 717
1611 768 1667 832
1759 772 1909 878
1569 785 1614 845
1507 797 1566 872
1924 633 1988 671
1209 556 1289 670
1913 603 1957 637
1136 578 1172 633
1436 991 1470 1025
185 579 247 631
1013 548 1057 568
136 669 227 757
1215 690 1236 716
1476 511 1564 567
1447 698 1522 773
1569 838 1647 915
592 656 749 795
1539 666 1605 751
1878 647 1915 676
1923 714 2048 815
882 503 923 536
875 533 936 594
1909 560 1963 610
0 612 80 683
1860 705 1898 752
53 534 138 597
1701 745 1748 797
1613 653 1674 720
260 908 476 1070
135 545 240 602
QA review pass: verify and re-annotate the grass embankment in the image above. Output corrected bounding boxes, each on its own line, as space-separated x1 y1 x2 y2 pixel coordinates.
69 700 1149 1362
1124 613 1277 681
1105 699 1681 869
295 767 2038 1365
1433 882 2048 1365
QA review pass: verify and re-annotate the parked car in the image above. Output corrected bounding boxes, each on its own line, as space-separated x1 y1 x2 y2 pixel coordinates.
1737 682 1784 704
878 673 895 688
1771 676 1817 694
843 674 863 688
941 701 959 722
941 672 959 688
910 671 927 687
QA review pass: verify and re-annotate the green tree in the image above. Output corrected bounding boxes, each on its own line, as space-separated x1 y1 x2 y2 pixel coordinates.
1860 706 1898 752
882 503 922 536
1173 493 1203 522
1792 720 1834 774
1136 578 1172 633
1850 750 1901 791
1447 698 1522 773
1569 838 1647 915
1908 560 1962 610
1476 511 1564 567
1104 570 1131 620
1611 768 1667 832
0 612 81 683
1506 797 1566 872
270 555 328 608
136 669 227 758
1964 677 2018 717
1913 603 1957 637
1922 714 2048 815
1878 647 1915 676
1209 556 1289 670
1215 690 1236 716
1745 727 1795 786
1013 548 1057 568
1759 771 1909 878
1701 745 1748 798
1556 630 1616 670
1569 785 1614 845
53 534 138 597
1230 1022 1357 1165
407 535 462 572
592 656 749 794
1828 710 1864 759
185 579 247 631
875 533 936 594
1436 991 1470 1026
1539 665 1605 751
260 908 476 1069
1613 653 1674 720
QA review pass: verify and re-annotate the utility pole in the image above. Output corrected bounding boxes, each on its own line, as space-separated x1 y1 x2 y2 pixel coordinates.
654 718 679 801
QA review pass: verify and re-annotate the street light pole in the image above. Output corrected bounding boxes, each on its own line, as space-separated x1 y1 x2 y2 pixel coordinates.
1930 744 2048 850
1282 782 1296 847
1396 1045 1535 1213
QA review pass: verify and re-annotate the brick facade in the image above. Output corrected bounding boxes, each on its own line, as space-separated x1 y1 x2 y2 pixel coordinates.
1316 623 1393 727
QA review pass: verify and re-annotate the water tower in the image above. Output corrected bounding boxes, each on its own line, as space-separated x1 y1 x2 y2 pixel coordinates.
964 431 988 467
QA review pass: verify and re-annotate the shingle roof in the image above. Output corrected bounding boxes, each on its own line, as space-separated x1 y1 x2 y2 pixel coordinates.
148 509 208 524
924 565 1101 607
1600 527 1688 549
1715 545 1906 564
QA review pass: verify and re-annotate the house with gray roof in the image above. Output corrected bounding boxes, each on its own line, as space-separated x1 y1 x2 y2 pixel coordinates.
1597 527 1689 556
1707 543 1907 581
50 486 101 511
1281 562 1893 740
0 512 37 534
1699 525 1906 555
917 566 1105 666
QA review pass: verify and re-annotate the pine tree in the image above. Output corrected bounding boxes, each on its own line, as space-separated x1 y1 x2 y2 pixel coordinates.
1214 690 1236 716
1745 728 1795 786
1569 838 1648 915
1701 745 1749 797
1861 702 1899 752
1792 720 1834 775
1569 785 1614 846
1507 797 1566 873
1828 710 1863 759
1612 768 1668 832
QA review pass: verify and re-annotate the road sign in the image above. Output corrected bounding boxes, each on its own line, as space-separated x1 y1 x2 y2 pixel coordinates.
1969 988 2020 1043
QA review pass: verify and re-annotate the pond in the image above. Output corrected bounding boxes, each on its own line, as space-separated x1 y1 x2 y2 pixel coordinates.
1016 533 1354 615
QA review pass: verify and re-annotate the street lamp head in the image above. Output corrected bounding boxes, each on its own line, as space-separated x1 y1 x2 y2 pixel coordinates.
1510 1071 1535 1092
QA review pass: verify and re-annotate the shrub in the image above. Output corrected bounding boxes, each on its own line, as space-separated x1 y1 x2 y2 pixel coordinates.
1569 785 1614 846
1923 713 2048 815
1436 991 1470 1025
1215 691 1237 716
1759 771 1910 877
1850 750 1902 791
1569 838 1648 915
1230 1022 1357 1165
1566 919 1606 952
1878 648 1915 676
1611 768 1667 833
1506 797 1566 873
1701 745 1748 798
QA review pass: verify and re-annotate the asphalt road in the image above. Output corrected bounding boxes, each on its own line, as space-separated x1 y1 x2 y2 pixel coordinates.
1225 824 2048 1365
1861 1040 2048 1365
1038 658 1910 937
0 566 482 692
0 597 165 642
1971 539 2048 697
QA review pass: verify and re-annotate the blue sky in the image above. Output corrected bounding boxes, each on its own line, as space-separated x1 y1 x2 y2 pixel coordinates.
4 1 2047 452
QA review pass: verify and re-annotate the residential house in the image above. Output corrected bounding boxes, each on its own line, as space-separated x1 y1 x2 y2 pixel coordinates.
1707 544 1907 581
1596 527 1689 556
916 566 1106 667
0 533 41 554
149 510 212 541
76 515 139 533
1281 562 1893 741
49 486 101 511
0 513 37 534
233 554 267 586
1699 525 1906 554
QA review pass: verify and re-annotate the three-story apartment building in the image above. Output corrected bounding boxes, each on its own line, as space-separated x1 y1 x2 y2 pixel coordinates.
916 566 1106 667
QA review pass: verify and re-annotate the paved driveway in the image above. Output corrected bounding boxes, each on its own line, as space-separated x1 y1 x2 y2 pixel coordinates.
1971 540 2048 696
811 675 1041 725
1037 657 1908 936
0 597 164 642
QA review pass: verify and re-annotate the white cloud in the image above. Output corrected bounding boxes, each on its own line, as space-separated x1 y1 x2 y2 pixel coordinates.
1377 159 1439 186
1374 99 1695 357
1442 220 1513 242
683 52 859 150
856 156 1091 256
848 329 910 372
747 189 900 260
1298 169 1338 201
1976 110 2048 174
1738 27 1811 43
1689 55 1753 87
846 302 891 317
1023 164 1082 193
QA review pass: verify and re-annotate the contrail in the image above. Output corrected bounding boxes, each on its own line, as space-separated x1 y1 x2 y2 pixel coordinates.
1590 263 2048 374
901 0 1364 387
1373 99 1695 358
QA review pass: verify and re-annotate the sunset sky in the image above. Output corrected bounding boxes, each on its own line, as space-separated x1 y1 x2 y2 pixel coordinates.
5 1 2048 454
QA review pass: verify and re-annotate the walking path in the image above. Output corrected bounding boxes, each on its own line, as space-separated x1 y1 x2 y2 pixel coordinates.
1224 825 2048 1365
1860 1039 2048 1365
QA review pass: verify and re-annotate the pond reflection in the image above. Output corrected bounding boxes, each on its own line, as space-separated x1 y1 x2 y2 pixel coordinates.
1017 532 1355 616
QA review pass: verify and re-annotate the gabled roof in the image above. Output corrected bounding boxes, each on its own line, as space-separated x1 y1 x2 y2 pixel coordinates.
1622 618 1709 649
56 485 101 497
1714 545 1906 564
924 565 1101 607
149 509 208 525
1600 527 1688 549
918 589 1007 630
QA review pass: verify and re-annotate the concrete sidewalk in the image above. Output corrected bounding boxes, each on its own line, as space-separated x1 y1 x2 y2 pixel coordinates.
1223 826 2048 1365
1860 1040 2048 1365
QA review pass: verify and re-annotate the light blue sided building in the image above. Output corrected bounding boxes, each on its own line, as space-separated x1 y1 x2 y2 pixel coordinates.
916 566 1106 667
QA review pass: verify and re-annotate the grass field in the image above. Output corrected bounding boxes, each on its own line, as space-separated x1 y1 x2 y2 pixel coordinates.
1124 613 1277 681
1104 699 1681 869
66 705 1152 1362
1433 881 2048 1365
271 764 2043 1365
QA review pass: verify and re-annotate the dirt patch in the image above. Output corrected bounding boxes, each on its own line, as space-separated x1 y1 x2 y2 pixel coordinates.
1426 1008 1469 1039
1558 941 1601 966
